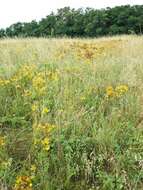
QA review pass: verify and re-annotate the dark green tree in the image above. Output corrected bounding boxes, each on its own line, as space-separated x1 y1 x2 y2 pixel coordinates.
1 5 143 38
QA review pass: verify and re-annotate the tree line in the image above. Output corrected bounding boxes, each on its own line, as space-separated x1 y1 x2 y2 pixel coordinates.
0 5 143 38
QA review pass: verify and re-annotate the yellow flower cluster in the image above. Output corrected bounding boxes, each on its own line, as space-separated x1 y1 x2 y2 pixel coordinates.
42 107 49 114
71 42 98 62
69 39 122 63
115 85 129 96
30 164 37 179
31 103 39 112
33 123 56 151
106 86 115 97
106 85 128 98
14 176 32 190
32 104 50 115
0 136 5 147
23 90 32 97
12 64 36 82
30 165 36 173
0 64 38 91
36 123 56 134
32 72 46 95
0 79 10 86
41 137 50 151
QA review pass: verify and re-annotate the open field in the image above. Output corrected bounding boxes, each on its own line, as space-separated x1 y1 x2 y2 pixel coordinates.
0 35 143 190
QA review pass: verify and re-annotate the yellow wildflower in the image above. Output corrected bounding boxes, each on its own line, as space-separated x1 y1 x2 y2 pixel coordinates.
0 136 5 147
106 86 115 97
42 107 49 114
12 64 36 82
16 84 21 89
14 176 32 190
0 79 10 86
41 137 50 151
115 85 128 96
32 72 46 91
23 90 32 97
36 123 56 134
30 165 36 173
31 103 38 112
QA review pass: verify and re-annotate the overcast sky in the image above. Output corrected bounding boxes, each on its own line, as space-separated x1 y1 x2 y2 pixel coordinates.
0 0 143 28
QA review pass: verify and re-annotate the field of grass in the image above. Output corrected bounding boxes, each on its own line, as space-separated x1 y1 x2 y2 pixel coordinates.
0 36 143 190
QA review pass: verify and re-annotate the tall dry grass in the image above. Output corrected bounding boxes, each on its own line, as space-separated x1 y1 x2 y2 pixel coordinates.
0 35 143 190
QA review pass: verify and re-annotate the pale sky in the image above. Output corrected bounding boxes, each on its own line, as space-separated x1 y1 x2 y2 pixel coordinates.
0 0 143 28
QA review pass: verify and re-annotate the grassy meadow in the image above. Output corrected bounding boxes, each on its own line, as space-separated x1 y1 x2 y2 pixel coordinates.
0 36 143 190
